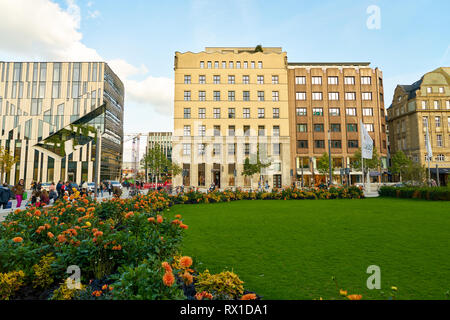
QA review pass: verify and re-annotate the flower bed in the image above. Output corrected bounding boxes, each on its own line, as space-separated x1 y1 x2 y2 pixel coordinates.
0 190 258 300
378 186 450 201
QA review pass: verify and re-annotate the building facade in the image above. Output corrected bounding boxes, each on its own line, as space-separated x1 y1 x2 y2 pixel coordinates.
387 67 450 185
0 61 124 187
147 132 172 161
288 63 388 185
173 47 291 189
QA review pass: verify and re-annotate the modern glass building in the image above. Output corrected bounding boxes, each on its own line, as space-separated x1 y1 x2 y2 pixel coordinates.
0 62 124 187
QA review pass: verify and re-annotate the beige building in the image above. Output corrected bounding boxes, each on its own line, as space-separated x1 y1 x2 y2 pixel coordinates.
288 63 388 185
387 67 450 185
0 62 124 187
147 132 172 161
172 47 291 189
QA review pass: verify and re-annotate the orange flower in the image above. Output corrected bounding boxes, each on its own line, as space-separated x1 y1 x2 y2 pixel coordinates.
195 291 213 300
179 256 193 268
163 271 175 287
175 214 182 219
125 211 134 219
77 207 86 213
156 215 163 223
241 293 257 300
182 271 193 285
57 234 67 243
162 261 172 273
347 294 362 300
13 237 23 243
94 231 103 237
47 232 54 239
171 219 180 225
102 284 108 290
147 217 155 223
179 223 188 229
92 290 102 297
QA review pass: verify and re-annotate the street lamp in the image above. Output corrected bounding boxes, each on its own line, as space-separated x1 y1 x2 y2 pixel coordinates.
328 130 332 186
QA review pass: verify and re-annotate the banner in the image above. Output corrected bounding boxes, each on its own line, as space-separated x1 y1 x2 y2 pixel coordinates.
425 119 433 160
360 121 373 159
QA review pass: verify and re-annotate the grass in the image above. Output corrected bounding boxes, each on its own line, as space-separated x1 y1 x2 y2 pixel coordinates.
169 198 450 300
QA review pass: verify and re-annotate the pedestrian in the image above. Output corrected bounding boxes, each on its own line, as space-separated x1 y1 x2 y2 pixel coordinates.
40 189 50 205
265 181 270 192
12 179 25 208
37 181 42 192
0 183 12 209
56 180 62 198
49 182 57 202
107 182 112 196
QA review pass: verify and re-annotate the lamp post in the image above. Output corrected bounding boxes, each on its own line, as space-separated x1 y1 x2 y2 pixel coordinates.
328 130 332 186
94 128 101 198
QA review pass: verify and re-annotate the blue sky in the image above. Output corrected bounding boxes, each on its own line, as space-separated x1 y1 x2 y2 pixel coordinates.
1 0 449 160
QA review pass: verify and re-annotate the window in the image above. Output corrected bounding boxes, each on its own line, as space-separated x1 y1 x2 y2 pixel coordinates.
183 144 191 155
258 126 265 136
295 76 306 85
257 91 265 101
345 92 356 100
344 76 355 85
184 75 191 84
272 75 279 84
329 108 340 116
213 108 221 119
228 75 235 84
312 92 323 100
314 124 324 132
312 76 322 85
214 125 220 136
251 61 255 69
447 100 450 109
200 61 204 68
347 124 358 132
257 75 264 84
434 101 439 109
328 92 339 100
199 75 206 84
312 108 323 116
243 108 250 118
236 61 241 69
242 75 249 84
198 144 206 155
427 87 432 93
213 75 220 84
328 76 338 85
228 108 235 119
272 91 279 101
297 124 307 132
244 143 250 155
363 108 373 116
273 143 281 155
273 126 280 137
362 92 372 100
184 125 191 136
296 92 306 100
198 125 206 136
228 125 235 136
348 140 359 148
364 123 374 132
436 154 445 161
213 144 221 155
199 91 206 101
273 108 280 118
439 87 444 93
222 61 227 69
331 140 342 148
435 116 441 127
214 61 219 69
436 135 442 147
258 61 263 69
229 61 234 69
330 123 341 132
296 108 307 116
228 91 235 101
184 108 191 119
198 108 206 119
213 91 220 101
258 108 265 118
346 108 357 116
244 126 250 136
297 140 308 148
243 91 250 101
314 140 325 148
361 76 371 85
228 144 236 155
184 91 191 101
207 61 212 69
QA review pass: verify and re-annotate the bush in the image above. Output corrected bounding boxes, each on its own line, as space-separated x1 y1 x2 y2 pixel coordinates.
379 186 450 201
196 269 244 300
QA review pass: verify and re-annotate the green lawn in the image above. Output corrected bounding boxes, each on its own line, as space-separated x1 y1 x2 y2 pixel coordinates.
169 198 450 300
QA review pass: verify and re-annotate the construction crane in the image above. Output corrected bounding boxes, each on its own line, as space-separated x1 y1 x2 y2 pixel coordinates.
124 133 149 180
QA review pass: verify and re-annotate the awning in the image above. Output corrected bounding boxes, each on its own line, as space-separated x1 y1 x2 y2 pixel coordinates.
430 168 450 174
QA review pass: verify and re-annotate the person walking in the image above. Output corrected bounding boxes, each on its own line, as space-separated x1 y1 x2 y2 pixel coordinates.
13 179 25 208
107 182 112 196
0 183 11 209
56 181 63 198
49 182 57 202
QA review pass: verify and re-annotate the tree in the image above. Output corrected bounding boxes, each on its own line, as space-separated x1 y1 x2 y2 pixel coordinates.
242 144 271 190
390 151 411 182
141 143 180 187
403 161 426 185
316 152 334 183
0 146 19 183
351 146 380 171
254 44 263 52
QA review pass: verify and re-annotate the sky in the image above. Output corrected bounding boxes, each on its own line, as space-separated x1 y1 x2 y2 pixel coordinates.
0 0 449 161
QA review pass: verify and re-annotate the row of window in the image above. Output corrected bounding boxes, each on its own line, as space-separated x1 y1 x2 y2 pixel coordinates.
425 87 446 94
422 116 450 129
296 91 374 101
200 61 263 69
183 125 280 137
296 123 375 132
183 107 280 119
295 107 375 117
182 142 281 156
295 76 375 85
297 140 360 149
183 90 280 101
185 74 279 84
419 100 450 110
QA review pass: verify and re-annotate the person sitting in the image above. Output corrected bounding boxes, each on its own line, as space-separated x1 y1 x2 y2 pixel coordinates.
40 189 50 205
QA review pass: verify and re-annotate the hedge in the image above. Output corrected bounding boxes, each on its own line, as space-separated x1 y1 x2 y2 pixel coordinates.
378 186 450 201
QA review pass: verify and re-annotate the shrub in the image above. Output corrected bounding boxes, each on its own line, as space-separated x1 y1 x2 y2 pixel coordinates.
32 253 56 289
195 269 244 300
0 270 25 300
379 186 450 201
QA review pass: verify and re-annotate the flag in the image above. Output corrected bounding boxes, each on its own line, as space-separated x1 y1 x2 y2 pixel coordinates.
425 119 433 161
360 121 373 159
